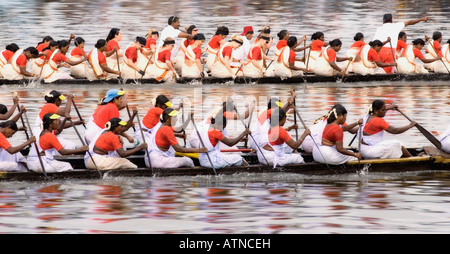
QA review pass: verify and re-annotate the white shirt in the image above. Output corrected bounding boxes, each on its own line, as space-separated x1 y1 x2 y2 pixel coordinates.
231 37 251 66
158 25 182 61
373 22 405 49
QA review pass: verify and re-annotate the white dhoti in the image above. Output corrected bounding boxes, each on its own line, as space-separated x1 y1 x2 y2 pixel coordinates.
0 149 28 172
41 65 73 83
352 61 386 75
69 56 86 78
85 154 137 170
397 57 428 74
312 144 357 165
148 61 175 82
28 148 73 173
257 148 304 167
439 126 450 154
274 61 305 79
84 121 103 145
182 62 203 78
360 140 403 159
243 61 264 78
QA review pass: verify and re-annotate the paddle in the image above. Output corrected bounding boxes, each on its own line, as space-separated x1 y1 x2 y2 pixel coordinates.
135 109 153 172
125 104 136 132
141 52 154 79
244 102 255 148
181 101 186 147
429 42 450 74
16 104 30 141
358 121 363 164
23 110 47 178
396 108 442 150
388 38 397 72
305 47 312 74
68 118 102 178
115 47 123 83
293 96 298 140
191 116 217 175
232 101 270 166
71 99 86 129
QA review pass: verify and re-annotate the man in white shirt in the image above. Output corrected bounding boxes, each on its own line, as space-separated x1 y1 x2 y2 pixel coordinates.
231 26 254 67
373 13 429 73
158 16 193 61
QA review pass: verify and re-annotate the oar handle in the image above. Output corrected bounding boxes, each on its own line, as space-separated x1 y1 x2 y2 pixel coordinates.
72 100 86 129
126 104 136 131
191 118 217 175
23 110 47 178
135 110 153 171
16 104 30 140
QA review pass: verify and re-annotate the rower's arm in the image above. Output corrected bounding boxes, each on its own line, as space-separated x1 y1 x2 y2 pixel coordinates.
404 17 428 27
116 143 147 157
6 137 36 154
172 143 207 154
220 129 251 147
385 122 416 134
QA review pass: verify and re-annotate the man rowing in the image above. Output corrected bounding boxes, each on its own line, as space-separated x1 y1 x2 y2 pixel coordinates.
373 14 429 73
0 120 35 172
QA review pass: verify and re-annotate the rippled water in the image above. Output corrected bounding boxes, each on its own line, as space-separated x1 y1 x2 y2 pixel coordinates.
0 0 449 235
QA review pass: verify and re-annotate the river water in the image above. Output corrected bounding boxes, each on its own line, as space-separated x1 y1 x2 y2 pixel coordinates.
0 0 449 236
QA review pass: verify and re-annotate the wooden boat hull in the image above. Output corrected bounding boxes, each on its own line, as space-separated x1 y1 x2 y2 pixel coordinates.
1 73 449 86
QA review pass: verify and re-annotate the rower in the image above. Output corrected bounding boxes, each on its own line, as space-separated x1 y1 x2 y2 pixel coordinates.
105 28 123 78
396 38 441 74
41 40 87 83
85 117 147 170
0 120 35 172
344 32 366 73
396 31 408 58
27 113 88 173
181 33 207 79
352 40 397 75
121 36 148 79
206 26 229 72
0 96 20 121
29 90 82 157
424 31 446 72
274 36 309 79
306 31 329 72
313 39 352 77
439 125 450 154
143 29 158 58
174 24 198 75
434 39 450 73
210 34 244 79
148 37 178 82
85 39 121 81
0 43 20 78
1 47 40 80
69 37 87 78
231 26 254 70
360 100 416 159
84 89 135 144
312 104 362 165
242 33 275 78
158 16 194 62
373 13 429 73
147 107 207 168
190 107 251 168
32 41 57 76
301 104 361 154
258 107 310 167
36 36 54 53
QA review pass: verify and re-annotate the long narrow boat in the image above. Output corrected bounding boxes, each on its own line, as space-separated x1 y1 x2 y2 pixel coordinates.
1 72 449 86
1 147 449 182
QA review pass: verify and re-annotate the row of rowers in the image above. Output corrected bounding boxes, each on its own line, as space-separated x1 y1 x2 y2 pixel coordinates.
1 15 449 84
2 89 450 172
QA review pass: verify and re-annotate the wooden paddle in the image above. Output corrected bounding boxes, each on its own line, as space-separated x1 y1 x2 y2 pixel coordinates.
68 118 102 178
191 117 217 175
71 99 86 129
16 104 30 140
396 108 442 150
115 47 123 83
125 104 136 132
23 110 47 178
141 52 154 79
135 109 153 172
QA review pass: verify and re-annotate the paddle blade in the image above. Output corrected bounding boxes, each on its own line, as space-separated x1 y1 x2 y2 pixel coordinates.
416 123 442 150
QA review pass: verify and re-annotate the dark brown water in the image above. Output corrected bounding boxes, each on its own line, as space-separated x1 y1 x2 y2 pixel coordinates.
0 0 449 234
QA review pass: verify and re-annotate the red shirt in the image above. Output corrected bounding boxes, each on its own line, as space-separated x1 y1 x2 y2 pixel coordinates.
92 50 107 65
209 35 223 49
276 40 288 50
311 40 325 52
51 52 68 64
145 38 156 49
322 124 344 143
184 39 194 47
186 46 202 60
367 48 380 62
208 128 225 147
125 47 138 63
278 50 296 63
155 125 178 147
320 48 336 62
221 46 233 58
248 46 262 60
269 126 292 145
36 43 47 52
93 102 120 129
71 47 86 57
397 40 407 52
350 41 366 49
16 54 28 67
0 132 12 150
41 49 53 60
95 131 122 151
39 132 63 151
39 103 59 120
158 49 171 62
258 109 273 125
2 50 14 62
107 40 120 52
142 107 164 129
401 47 425 60
364 117 390 135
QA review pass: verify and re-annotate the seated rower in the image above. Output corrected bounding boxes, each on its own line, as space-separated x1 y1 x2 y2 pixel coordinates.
258 107 310 167
36 36 54 53
32 41 58 76
0 120 36 172
360 100 416 159
174 24 198 76
397 38 441 74
206 26 229 72
190 107 251 168
121 36 148 79
84 89 135 144
0 43 20 78
306 32 329 71
301 104 361 154
434 39 450 73
41 40 87 83
344 32 366 72
312 104 361 165
424 31 444 71
439 125 450 154
352 40 397 75
396 31 408 58
313 39 352 77
85 39 121 81
0 96 20 120
85 117 147 170
27 113 88 173
182 33 207 79
274 36 309 79
105 28 124 79
210 34 244 79
243 33 275 78
1 47 40 80
69 37 88 78
147 107 207 168
148 37 178 82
